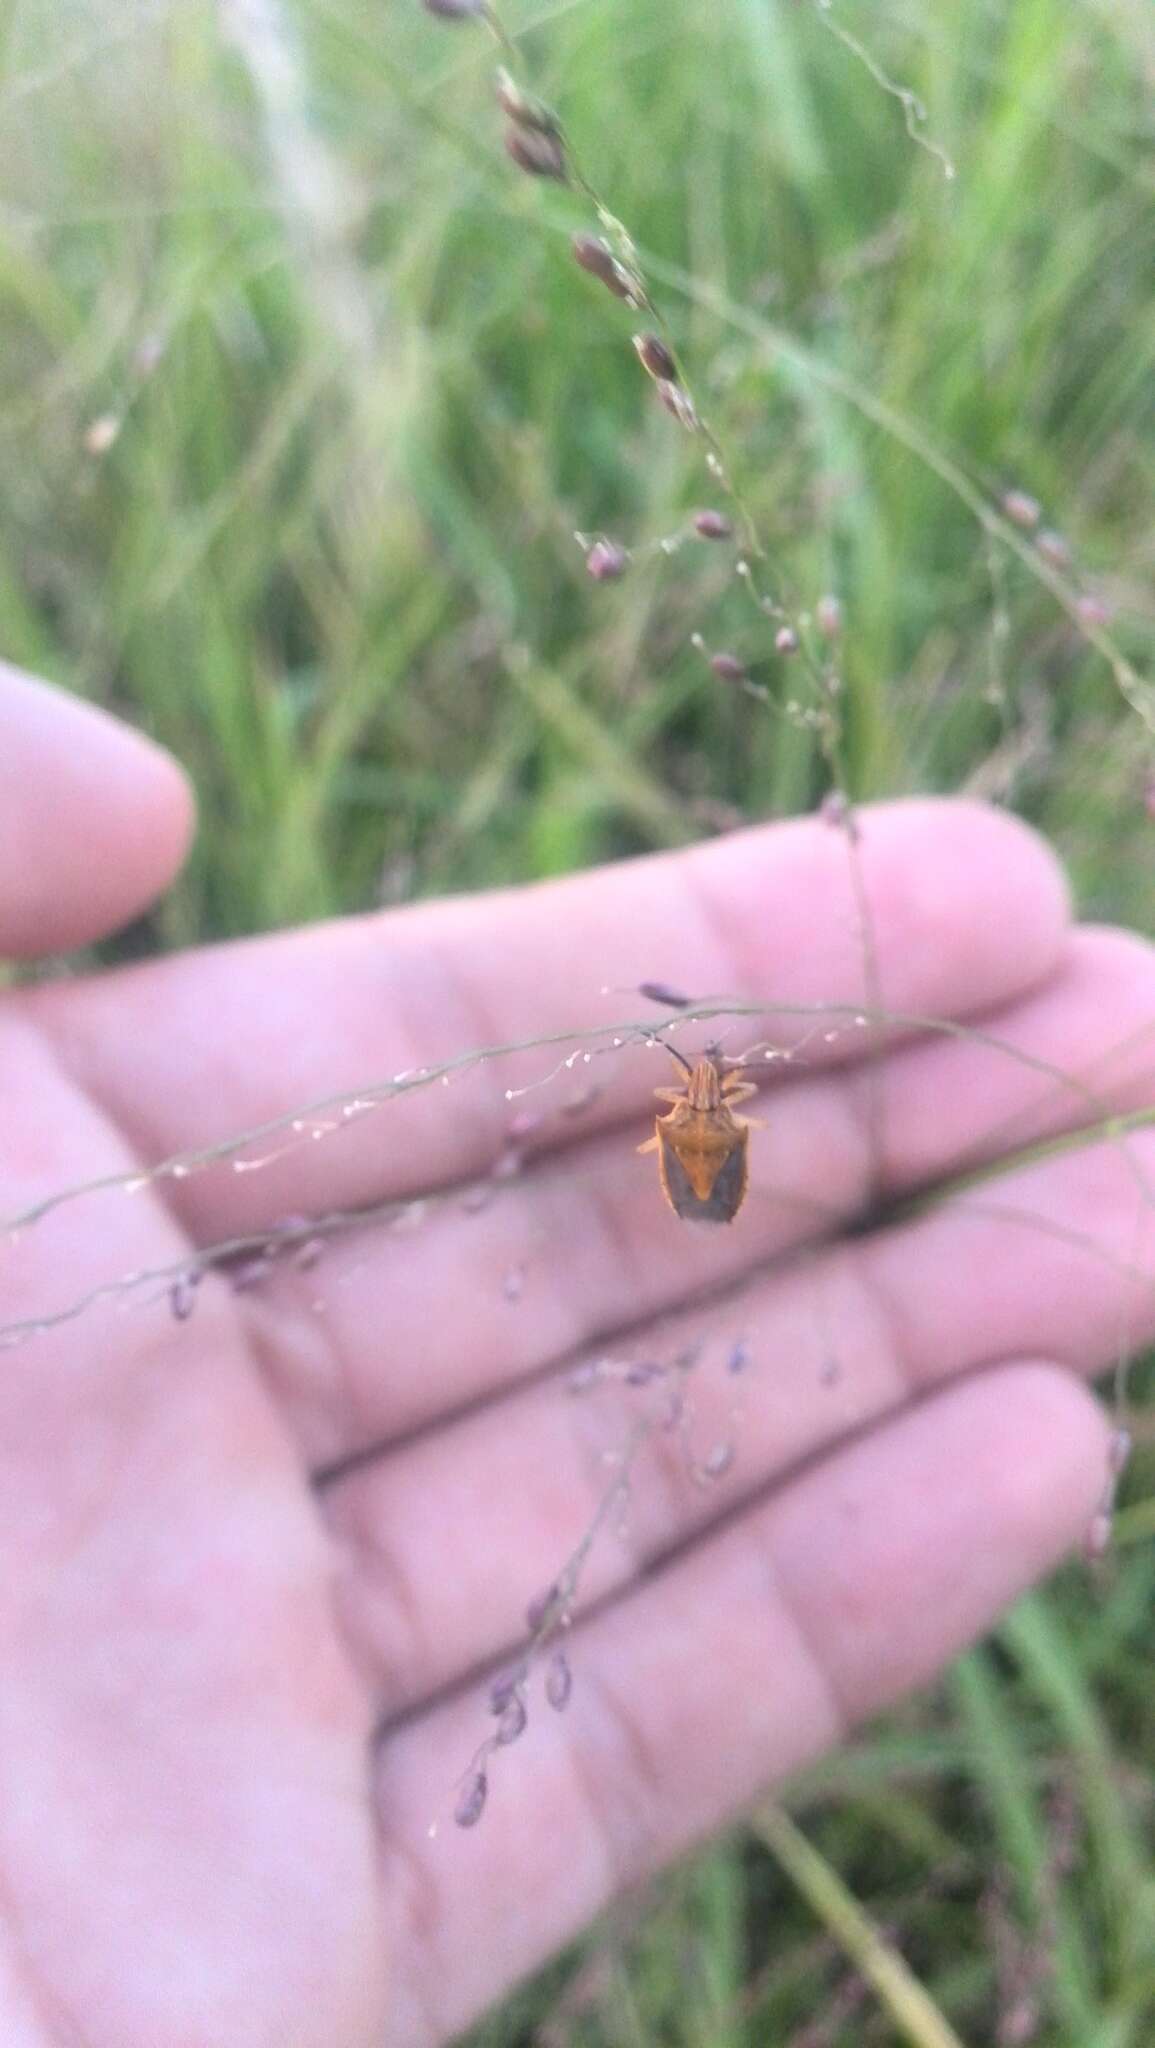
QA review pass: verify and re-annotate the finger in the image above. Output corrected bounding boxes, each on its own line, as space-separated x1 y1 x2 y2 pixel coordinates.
28 799 1068 1232
0 663 193 956
0 1013 196 1416
373 1364 1106 2048
248 923 1155 1464
325 1109 1153 1720
853 922 1155 1191
0 1016 388 2046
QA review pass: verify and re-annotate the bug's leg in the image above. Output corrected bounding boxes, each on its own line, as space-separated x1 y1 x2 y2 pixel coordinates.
722 1078 759 1107
723 1075 764 1130
637 1133 661 1155
652 1086 686 1105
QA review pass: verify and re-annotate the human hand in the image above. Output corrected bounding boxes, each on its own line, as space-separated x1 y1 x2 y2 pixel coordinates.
5 663 1154 2046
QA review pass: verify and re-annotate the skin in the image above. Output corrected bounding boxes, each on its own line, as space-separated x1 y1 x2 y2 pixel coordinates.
2 659 1155 2045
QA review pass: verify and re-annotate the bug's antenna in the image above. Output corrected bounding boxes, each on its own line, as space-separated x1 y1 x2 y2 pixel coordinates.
665 1043 694 1076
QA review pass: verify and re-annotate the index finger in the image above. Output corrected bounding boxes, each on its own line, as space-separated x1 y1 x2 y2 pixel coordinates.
27 798 1069 1236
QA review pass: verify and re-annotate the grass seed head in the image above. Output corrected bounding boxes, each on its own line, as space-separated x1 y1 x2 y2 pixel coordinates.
546 1651 573 1711
710 651 747 682
571 233 636 300
1001 488 1042 530
495 68 561 137
638 980 692 1007
654 379 699 430
504 125 567 180
454 1769 489 1827
633 331 678 382
496 1697 528 1745
815 593 843 639
586 538 629 581
1036 528 1073 570
1076 592 1112 628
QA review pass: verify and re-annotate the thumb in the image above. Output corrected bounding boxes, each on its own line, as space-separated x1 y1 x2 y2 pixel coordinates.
0 663 194 957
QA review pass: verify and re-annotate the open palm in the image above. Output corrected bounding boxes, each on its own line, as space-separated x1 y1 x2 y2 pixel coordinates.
3 663 1153 2047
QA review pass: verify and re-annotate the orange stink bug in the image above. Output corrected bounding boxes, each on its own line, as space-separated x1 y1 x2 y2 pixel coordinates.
638 1047 762 1224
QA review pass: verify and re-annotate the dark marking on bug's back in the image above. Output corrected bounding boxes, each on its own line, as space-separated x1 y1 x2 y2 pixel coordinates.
656 1121 749 1223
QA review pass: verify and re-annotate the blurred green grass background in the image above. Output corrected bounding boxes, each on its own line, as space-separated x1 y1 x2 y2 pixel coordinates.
3 0 1155 2039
